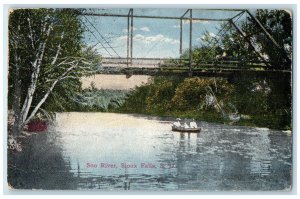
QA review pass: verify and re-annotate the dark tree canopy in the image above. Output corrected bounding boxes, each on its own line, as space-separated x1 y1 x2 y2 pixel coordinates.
9 9 82 111
9 8 100 136
187 9 292 70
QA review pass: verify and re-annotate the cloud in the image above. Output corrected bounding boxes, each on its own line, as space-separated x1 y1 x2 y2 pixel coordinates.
173 20 210 28
135 34 179 45
117 34 179 45
122 27 137 33
117 35 128 40
182 20 210 24
203 32 217 39
140 27 150 32
197 32 218 41
208 32 216 37
122 26 150 33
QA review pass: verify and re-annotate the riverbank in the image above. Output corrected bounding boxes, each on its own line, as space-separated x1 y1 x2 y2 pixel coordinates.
113 76 291 131
112 109 289 131
27 74 290 131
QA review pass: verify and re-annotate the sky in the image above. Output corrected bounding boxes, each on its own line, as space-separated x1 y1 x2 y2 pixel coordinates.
81 8 245 58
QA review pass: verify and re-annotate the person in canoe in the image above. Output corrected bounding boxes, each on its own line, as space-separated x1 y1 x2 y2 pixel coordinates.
183 121 190 128
190 119 198 128
173 118 182 127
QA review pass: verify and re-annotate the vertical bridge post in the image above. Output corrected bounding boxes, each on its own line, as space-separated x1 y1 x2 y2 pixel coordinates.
130 9 133 66
127 9 130 67
189 9 193 72
180 9 192 68
180 19 183 55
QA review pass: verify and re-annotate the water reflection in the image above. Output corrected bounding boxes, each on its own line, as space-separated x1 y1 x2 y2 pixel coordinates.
8 112 292 191
8 132 77 190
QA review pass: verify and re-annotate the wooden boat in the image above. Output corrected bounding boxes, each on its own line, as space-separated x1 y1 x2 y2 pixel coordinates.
172 125 201 133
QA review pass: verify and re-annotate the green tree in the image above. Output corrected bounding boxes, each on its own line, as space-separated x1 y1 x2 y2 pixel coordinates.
244 10 292 69
171 77 233 113
205 9 292 69
145 78 176 113
8 8 100 137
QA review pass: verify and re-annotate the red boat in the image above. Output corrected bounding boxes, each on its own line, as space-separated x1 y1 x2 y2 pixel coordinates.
27 120 48 132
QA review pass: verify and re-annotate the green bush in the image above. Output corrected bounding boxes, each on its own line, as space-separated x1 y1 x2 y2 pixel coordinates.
117 75 291 130
171 77 233 112
146 78 175 113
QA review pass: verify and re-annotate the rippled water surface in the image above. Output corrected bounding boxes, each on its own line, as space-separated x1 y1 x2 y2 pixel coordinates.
9 112 292 191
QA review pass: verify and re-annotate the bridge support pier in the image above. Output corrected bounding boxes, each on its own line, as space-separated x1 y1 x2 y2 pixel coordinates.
127 9 133 67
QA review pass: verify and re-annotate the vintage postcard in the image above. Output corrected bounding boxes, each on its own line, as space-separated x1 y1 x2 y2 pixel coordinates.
6 7 292 191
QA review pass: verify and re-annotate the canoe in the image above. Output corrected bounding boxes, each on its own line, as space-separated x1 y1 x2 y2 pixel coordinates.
172 126 201 133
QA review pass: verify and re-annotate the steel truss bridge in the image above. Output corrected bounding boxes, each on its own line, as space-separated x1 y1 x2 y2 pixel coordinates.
81 8 291 77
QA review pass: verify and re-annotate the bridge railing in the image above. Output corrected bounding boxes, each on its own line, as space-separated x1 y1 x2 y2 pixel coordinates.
101 57 270 70
101 57 188 68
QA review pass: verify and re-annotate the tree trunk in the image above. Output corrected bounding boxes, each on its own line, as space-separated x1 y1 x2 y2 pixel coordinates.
24 64 78 125
19 22 53 127
11 55 22 137
11 22 53 138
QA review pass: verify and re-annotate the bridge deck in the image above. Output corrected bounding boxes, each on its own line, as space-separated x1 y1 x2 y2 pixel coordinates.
97 66 290 78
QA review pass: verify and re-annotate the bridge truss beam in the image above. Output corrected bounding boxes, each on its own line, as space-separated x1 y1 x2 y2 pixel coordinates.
81 8 290 72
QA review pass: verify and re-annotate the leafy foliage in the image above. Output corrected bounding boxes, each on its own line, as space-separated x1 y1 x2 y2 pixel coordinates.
145 78 177 113
73 88 129 112
171 78 233 111
8 9 101 124
243 10 292 69
118 75 291 130
179 10 292 69
8 8 102 137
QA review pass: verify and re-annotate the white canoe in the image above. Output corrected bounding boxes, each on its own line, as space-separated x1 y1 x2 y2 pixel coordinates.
172 126 201 133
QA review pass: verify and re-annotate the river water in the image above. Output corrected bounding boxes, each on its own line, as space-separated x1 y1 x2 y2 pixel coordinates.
8 112 292 191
